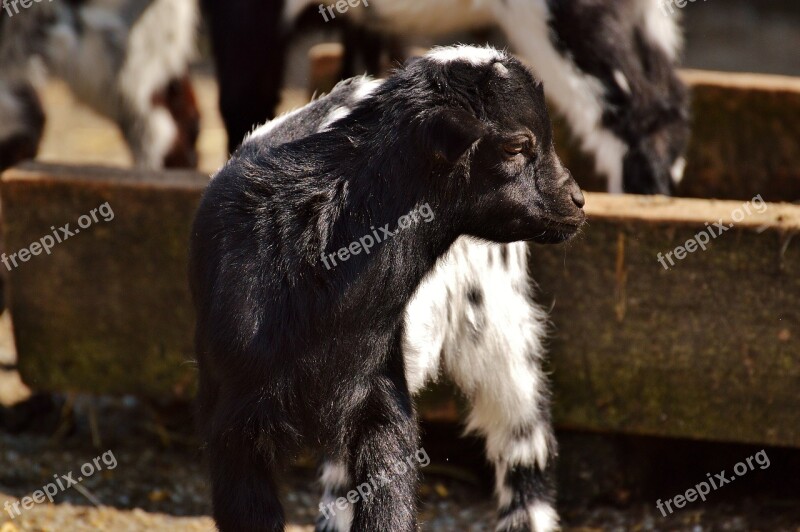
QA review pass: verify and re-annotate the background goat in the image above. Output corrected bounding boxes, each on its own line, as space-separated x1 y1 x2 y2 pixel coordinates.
190 46 585 531
0 0 200 172
202 0 689 195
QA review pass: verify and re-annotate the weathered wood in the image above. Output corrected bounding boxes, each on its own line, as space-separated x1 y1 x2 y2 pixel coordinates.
1 163 206 399
532 193 800 447
2 165 799 447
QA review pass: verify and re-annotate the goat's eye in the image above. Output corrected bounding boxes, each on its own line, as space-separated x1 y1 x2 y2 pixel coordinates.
503 144 525 157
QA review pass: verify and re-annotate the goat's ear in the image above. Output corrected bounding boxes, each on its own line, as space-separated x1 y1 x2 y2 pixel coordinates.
419 108 487 163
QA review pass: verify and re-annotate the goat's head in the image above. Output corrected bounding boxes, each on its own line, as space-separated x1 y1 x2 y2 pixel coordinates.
602 23 690 196
617 73 689 196
411 47 585 244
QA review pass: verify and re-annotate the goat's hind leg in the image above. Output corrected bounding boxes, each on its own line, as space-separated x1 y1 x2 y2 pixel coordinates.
316 362 419 531
315 458 353 532
444 242 558 532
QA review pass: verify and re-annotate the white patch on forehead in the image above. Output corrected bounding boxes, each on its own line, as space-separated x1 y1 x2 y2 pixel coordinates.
427 45 504 66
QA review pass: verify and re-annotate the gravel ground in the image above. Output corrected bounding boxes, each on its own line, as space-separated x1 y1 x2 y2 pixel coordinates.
2 393 799 532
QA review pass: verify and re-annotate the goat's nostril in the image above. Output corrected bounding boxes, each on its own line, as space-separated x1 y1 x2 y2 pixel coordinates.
571 188 585 208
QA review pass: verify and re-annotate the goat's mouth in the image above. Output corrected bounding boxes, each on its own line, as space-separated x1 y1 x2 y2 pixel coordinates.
527 216 583 244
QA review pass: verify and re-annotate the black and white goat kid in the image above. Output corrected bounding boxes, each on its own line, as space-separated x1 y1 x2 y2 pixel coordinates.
0 0 200 171
190 46 585 531
203 0 689 195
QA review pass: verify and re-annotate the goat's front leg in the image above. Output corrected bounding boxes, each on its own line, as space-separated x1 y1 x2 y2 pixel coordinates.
346 356 420 531
206 429 285 532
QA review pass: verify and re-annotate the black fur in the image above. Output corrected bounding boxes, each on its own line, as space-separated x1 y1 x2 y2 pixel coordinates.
190 50 584 531
200 0 289 154
0 81 45 172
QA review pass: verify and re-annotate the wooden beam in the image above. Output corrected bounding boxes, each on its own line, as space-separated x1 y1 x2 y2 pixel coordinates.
532 192 800 447
1 163 206 399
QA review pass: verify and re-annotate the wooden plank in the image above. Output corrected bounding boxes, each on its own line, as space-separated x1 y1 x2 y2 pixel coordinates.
1 163 206 400
532 192 800 447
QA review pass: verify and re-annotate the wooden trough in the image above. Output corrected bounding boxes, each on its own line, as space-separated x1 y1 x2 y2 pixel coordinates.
2 161 798 448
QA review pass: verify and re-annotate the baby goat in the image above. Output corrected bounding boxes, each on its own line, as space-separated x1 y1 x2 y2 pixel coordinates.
190 45 585 531
251 74 565 532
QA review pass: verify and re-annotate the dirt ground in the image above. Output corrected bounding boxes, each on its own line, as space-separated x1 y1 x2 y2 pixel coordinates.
2 382 800 531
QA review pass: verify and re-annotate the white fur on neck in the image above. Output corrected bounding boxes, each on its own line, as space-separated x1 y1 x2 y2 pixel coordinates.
246 106 307 142
353 77 383 100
